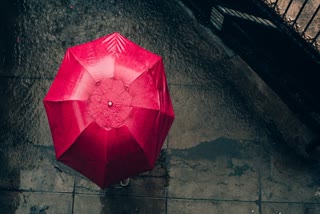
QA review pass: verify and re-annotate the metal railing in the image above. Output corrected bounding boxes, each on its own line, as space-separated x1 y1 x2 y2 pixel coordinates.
183 0 320 62
258 0 320 61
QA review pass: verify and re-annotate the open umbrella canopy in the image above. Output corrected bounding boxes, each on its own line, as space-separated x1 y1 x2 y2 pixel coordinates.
43 32 174 188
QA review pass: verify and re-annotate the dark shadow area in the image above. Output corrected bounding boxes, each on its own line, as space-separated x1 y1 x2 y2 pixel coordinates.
180 0 214 25
170 138 244 161
0 0 20 70
0 0 21 212
100 149 169 213
0 191 20 213
220 16 320 124
181 0 320 140
100 195 165 214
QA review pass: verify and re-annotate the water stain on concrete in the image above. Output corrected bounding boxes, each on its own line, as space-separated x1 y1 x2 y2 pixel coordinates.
170 137 245 161
169 137 257 177
100 195 165 214
228 163 254 176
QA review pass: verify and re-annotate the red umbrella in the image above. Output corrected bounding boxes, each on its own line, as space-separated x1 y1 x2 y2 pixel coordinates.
43 32 174 188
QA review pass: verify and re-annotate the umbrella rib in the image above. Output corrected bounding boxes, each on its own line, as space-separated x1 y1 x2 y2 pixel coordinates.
128 57 162 89
44 99 91 103
58 121 96 160
68 49 98 83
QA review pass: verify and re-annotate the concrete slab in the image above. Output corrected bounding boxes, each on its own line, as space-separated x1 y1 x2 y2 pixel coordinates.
167 83 269 201
0 78 76 193
261 202 320 214
0 78 53 147
167 199 259 214
169 84 264 150
14 192 72 214
0 145 75 193
75 175 166 198
73 194 165 214
165 35 231 86
0 77 76 192
19 161 75 193
167 138 261 200
260 141 320 203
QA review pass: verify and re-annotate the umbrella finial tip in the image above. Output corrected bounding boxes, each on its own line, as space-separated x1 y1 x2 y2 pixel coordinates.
108 101 113 107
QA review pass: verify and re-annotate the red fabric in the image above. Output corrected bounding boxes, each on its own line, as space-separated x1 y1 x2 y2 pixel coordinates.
44 32 174 188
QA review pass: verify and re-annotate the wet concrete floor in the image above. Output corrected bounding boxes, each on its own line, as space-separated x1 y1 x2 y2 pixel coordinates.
1 0 320 213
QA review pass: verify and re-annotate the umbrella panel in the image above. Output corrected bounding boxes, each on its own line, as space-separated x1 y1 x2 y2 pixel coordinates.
59 123 150 188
